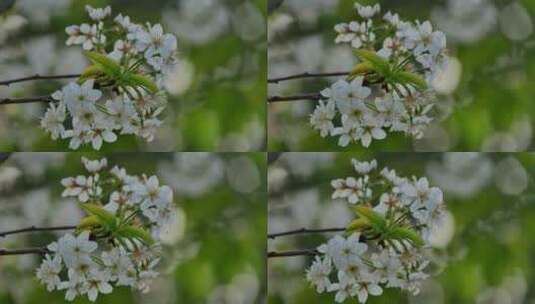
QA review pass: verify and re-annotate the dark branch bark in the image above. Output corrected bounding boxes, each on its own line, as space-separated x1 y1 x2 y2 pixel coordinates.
267 249 318 258
268 71 350 84
0 247 49 256
0 225 77 238
0 0 16 14
0 153 10 165
268 0 285 15
0 74 80 87
268 152 282 165
268 227 346 239
267 93 321 103
0 95 53 105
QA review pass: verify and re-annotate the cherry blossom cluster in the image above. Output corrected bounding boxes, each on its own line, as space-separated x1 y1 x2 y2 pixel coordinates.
310 2 448 147
41 5 178 150
306 159 446 303
36 157 176 302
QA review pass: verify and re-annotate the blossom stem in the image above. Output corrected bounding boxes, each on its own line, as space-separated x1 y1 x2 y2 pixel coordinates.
267 93 322 103
0 247 49 256
268 227 346 239
268 71 350 84
0 225 77 238
0 96 54 105
267 249 319 258
0 74 81 86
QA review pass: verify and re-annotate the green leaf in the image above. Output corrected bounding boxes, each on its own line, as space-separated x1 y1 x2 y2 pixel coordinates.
354 49 390 76
388 226 424 247
122 73 159 94
78 65 104 83
83 51 122 78
80 204 117 230
116 225 155 245
352 206 387 231
392 71 428 91
346 218 370 232
348 62 373 80
77 215 100 230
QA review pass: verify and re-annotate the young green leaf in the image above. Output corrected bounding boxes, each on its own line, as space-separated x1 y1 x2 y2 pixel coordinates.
392 71 428 91
83 51 122 78
77 215 100 230
388 226 424 247
349 62 373 80
354 49 390 76
122 73 159 94
78 65 104 83
116 225 155 245
346 218 370 232
352 206 387 232
80 203 117 230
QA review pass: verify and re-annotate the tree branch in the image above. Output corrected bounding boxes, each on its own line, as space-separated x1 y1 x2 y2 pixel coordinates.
0 74 80 87
0 225 77 238
268 71 350 84
268 227 346 239
0 247 49 256
268 152 282 165
267 93 321 103
267 249 318 258
0 95 54 105
268 0 285 15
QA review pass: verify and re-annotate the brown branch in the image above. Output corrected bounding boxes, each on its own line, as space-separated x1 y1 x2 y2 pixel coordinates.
267 249 319 258
0 74 80 87
267 93 321 103
0 225 77 238
268 227 346 239
268 71 350 84
0 95 54 105
0 247 49 256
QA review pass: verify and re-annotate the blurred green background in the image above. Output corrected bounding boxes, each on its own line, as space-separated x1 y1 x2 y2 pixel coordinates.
0 152 266 303
0 0 266 151
268 152 535 303
268 0 535 151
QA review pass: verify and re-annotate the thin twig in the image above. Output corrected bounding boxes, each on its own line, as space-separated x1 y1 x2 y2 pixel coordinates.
0 74 80 87
267 249 318 258
267 93 321 103
268 71 350 84
0 247 49 256
0 225 77 238
268 227 346 239
0 95 53 105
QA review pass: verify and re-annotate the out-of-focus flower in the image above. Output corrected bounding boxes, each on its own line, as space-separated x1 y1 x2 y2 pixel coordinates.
158 153 224 197
16 0 69 25
499 3 533 42
494 157 528 195
163 0 229 45
432 0 497 43
427 153 493 198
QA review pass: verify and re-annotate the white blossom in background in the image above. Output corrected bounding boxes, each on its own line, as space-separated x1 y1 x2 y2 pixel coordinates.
0 14 27 44
36 157 177 302
158 153 224 197
426 153 493 198
306 159 447 303
40 6 179 150
431 0 497 43
499 3 533 42
309 2 448 147
16 0 69 25
163 0 229 45
281 153 335 177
